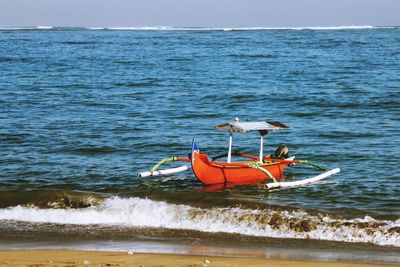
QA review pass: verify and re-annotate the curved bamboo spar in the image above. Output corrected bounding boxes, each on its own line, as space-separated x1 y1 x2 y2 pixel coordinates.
138 166 189 178
138 156 190 178
265 168 341 190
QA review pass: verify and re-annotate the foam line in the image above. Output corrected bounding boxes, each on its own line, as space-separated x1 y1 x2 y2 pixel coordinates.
0 197 398 246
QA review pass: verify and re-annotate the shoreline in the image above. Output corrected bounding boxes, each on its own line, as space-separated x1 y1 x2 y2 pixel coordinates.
1 237 400 265
0 250 396 267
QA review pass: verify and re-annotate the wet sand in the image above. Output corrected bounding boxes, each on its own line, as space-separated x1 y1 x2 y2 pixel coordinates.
0 250 395 267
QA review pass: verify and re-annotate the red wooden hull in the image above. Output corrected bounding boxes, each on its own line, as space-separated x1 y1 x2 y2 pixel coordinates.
191 148 290 185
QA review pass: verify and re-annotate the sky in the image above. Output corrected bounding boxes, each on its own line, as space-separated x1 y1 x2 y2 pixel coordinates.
0 0 399 27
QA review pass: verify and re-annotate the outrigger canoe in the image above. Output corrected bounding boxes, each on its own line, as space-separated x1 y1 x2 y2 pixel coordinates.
139 119 340 190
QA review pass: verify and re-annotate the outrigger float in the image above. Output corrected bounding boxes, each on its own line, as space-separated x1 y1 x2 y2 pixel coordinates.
139 119 340 190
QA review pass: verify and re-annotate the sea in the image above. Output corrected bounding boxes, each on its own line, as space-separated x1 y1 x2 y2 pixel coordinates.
0 26 399 264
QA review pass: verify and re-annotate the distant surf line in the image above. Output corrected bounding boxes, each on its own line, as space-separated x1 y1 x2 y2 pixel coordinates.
103 25 396 31
0 25 398 31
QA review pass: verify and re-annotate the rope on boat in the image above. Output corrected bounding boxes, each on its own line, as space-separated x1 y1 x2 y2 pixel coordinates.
246 159 327 184
248 162 277 183
247 160 327 184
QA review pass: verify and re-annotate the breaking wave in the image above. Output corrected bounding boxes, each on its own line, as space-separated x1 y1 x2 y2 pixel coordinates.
0 197 398 247
36 26 53 29
0 26 53 30
220 26 377 31
107 26 174 30
103 26 392 31
0 26 396 32
0 190 103 209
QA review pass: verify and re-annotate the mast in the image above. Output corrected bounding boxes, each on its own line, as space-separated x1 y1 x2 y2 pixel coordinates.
258 130 268 162
227 128 233 163
227 118 239 163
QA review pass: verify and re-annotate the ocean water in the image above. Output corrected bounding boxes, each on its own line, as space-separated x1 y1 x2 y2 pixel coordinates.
0 26 400 261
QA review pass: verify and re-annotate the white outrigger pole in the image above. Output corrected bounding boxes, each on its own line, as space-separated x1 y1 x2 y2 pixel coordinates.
265 168 341 190
139 165 189 178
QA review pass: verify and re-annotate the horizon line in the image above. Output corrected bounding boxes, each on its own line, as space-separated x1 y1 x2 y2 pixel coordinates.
0 25 399 31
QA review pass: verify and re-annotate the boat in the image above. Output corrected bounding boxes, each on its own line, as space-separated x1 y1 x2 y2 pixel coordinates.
139 119 340 190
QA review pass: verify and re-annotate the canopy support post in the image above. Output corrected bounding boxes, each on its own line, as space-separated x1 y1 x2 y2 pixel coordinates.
227 130 233 163
259 130 268 162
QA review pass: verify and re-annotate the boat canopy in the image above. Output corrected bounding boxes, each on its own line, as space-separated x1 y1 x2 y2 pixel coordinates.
215 121 290 133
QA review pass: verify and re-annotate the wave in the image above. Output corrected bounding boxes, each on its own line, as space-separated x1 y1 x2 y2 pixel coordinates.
0 197 398 247
221 26 377 31
0 27 38 31
107 26 174 30
62 41 97 45
112 81 158 87
0 25 396 32
289 25 376 30
36 26 53 29
0 27 32 30
59 145 127 156
103 25 393 31
0 190 103 209
0 26 53 31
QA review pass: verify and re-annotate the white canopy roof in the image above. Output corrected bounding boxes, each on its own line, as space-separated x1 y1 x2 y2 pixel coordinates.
215 121 290 133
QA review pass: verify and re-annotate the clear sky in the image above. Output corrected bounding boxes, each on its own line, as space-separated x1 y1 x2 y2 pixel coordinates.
0 0 399 27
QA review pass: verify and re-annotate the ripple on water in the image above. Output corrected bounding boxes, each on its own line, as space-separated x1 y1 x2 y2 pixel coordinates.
0 28 399 219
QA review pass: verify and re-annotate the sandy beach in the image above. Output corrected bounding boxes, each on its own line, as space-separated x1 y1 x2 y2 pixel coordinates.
0 250 395 267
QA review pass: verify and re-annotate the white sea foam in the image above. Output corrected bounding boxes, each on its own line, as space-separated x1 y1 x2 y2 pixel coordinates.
291 25 375 30
0 26 395 31
0 27 36 30
36 26 53 29
102 25 392 31
0 26 53 31
221 26 378 31
107 26 173 30
0 197 399 247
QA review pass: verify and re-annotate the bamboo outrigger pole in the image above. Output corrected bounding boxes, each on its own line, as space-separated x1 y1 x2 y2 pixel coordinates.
265 168 341 190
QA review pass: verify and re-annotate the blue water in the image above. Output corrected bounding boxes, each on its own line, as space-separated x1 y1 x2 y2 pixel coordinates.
0 27 400 252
